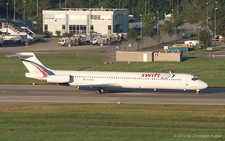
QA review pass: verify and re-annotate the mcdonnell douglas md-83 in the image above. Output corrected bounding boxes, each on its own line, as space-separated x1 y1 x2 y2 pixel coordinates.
8 52 208 94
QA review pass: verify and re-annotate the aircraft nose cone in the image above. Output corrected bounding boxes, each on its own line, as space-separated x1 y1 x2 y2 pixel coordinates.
201 82 208 89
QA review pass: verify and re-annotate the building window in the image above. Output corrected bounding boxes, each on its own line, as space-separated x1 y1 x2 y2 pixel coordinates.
80 25 83 30
69 25 86 34
62 25 65 30
108 25 111 30
44 24 48 31
91 15 100 20
91 25 94 31
108 25 111 34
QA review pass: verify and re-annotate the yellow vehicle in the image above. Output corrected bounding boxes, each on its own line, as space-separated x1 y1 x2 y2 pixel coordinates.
102 34 112 45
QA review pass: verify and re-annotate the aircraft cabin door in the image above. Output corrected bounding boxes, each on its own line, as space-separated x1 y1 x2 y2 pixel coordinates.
185 79 189 86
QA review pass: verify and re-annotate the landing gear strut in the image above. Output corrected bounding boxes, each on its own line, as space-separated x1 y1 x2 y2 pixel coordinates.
96 88 105 94
196 90 199 95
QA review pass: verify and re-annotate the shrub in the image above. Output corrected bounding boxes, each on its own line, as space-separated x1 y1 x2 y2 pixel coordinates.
55 30 61 37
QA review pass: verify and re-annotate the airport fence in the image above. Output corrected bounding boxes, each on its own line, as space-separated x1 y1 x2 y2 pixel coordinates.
119 28 198 51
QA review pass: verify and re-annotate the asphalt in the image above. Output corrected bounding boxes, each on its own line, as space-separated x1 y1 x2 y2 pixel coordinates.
0 85 224 105
0 35 224 106
1 35 225 62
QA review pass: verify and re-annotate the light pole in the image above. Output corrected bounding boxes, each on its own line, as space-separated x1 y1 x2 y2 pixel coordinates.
14 0 16 21
6 3 9 20
24 1 26 24
214 7 218 46
65 0 67 34
59 0 61 8
197 26 201 51
145 0 146 14
156 11 159 42
37 0 38 17
206 3 208 26
198 26 201 40
140 15 143 48
214 1 217 37
119 0 120 8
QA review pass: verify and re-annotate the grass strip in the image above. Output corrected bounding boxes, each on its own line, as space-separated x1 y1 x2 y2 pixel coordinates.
0 104 224 141
0 54 225 87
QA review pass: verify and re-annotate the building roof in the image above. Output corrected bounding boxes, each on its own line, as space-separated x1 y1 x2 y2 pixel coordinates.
47 8 129 12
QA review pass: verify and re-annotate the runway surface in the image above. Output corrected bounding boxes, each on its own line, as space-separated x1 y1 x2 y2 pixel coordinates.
0 85 224 105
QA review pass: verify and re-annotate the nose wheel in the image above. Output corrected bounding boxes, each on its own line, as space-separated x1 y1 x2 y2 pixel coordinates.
196 90 199 94
96 88 105 94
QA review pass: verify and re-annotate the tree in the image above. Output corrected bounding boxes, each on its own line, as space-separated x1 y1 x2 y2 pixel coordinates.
212 1 225 37
160 7 184 34
160 20 173 33
127 29 138 40
142 13 155 36
55 30 61 37
135 1 145 16
180 0 211 24
199 30 212 48
171 9 184 28
2 0 225 37
143 24 155 36
33 0 52 34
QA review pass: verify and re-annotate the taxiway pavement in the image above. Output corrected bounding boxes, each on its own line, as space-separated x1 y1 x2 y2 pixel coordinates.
0 85 224 105
0 37 224 106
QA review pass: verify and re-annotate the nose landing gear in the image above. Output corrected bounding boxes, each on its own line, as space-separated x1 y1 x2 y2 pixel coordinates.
196 90 199 94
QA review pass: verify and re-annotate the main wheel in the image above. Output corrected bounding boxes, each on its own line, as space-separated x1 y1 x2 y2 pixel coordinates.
100 88 105 93
96 88 105 94
96 89 101 94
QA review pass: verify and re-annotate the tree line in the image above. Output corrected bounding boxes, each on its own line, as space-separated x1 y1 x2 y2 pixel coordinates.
0 0 225 38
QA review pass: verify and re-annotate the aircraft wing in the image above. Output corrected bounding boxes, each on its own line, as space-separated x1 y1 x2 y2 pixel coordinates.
77 83 122 88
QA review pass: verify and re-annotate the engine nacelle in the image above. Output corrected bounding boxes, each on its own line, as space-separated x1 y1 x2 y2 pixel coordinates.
42 75 73 83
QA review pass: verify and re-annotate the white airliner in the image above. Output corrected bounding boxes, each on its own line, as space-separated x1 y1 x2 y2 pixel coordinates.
8 52 208 94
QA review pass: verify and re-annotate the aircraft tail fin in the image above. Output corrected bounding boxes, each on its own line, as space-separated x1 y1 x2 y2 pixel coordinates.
7 52 54 79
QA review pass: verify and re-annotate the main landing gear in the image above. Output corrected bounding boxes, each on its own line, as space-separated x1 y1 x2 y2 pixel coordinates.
96 88 105 94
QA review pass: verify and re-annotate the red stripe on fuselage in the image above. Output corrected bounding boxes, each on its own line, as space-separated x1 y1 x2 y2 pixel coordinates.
31 63 48 76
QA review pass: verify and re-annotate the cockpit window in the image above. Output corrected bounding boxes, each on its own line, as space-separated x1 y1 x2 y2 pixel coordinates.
191 76 199 81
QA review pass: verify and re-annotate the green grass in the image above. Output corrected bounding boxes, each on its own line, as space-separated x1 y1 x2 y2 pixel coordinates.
1 53 225 140
1 53 225 87
0 54 225 87
184 47 222 54
0 104 224 141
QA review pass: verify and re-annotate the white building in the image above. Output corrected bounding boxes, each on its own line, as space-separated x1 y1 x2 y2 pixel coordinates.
42 8 129 35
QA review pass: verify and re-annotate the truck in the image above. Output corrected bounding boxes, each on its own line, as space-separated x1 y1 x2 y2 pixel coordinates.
184 40 199 47
91 38 104 46
58 37 79 46
0 37 3 46
90 35 112 46
164 45 189 52
133 23 144 29
0 34 3 45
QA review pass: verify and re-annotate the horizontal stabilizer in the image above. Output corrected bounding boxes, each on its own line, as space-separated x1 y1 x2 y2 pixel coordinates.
7 52 35 59
26 72 43 80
